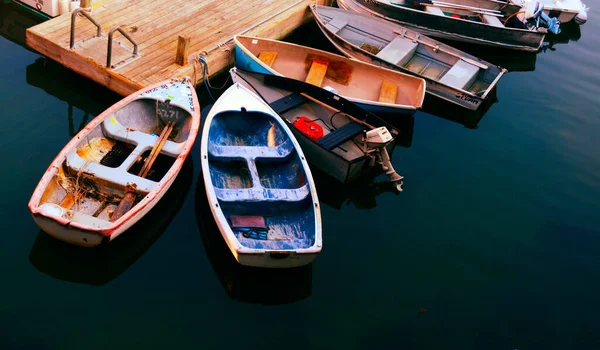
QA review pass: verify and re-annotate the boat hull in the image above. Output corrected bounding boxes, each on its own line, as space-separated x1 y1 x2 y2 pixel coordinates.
28 80 200 247
348 0 545 51
311 6 506 111
201 83 322 268
234 35 426 116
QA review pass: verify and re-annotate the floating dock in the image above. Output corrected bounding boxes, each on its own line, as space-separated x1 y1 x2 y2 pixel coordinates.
26 0 330 96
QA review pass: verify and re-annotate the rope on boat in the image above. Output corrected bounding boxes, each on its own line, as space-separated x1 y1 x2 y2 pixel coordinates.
198 55 231 102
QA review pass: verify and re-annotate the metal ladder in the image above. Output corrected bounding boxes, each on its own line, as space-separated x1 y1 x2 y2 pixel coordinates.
69 8 139 68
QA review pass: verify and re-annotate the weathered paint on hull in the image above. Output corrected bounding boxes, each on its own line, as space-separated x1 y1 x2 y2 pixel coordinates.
354 0 545 51
201 83 322 268
28 80 200 247
30 179 175 247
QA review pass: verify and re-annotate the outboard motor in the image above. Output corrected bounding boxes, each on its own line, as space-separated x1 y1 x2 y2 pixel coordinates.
520 0 561 34
362 127 403 192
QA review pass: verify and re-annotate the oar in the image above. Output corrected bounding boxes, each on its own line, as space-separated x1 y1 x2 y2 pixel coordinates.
392 29 488 70
110 121 175 222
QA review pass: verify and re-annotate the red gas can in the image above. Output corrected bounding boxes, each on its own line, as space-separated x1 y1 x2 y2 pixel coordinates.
292 116 324 141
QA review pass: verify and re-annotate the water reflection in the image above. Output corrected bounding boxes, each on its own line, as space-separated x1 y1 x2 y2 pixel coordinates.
28 158 194 285
26 58 121 135
312 167 400 210
0 2 43 50
195 174 313 305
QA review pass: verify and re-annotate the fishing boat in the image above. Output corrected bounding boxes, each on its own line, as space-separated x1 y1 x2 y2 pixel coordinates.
311 5 506 111
28 79 200 247
230 68 405 191
341 0 546 51
200 82 322 268
234 35 426 115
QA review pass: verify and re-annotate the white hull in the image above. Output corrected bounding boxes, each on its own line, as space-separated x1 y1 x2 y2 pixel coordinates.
29 79 200 247
201 83 322 268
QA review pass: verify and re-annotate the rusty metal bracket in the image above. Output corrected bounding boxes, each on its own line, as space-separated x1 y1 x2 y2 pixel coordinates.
106 26 139 68
70 8 102 49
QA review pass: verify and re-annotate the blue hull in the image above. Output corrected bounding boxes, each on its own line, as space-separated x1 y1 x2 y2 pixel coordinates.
235 46 273 76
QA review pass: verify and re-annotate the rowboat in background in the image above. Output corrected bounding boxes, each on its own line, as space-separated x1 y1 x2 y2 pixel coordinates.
29 79 200 247
311 5 506 111
340 0 546 51
234 35 426 115
435 0 589 24
200 81 322 268
231 68 405 191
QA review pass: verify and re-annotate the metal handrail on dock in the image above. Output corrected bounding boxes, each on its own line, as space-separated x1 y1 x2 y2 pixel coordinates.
70 8 101 49
106 27 139 68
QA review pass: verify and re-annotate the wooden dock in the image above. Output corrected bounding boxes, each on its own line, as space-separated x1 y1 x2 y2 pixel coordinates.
26 0 330 96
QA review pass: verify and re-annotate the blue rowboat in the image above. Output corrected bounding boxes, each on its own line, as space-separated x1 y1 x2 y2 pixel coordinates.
234 35 426 116
200 82 322 268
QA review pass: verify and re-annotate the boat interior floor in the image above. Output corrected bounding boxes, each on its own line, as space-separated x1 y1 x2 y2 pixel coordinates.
207 109 316 250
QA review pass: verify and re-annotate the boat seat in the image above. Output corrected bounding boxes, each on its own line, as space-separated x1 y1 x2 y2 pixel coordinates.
482 14 505 28
270 93 309 115
375 36 418 67
208 138 294 160
305 59 329 87
439 59 480 90
317 121 365 150
215 184 310 202
257 52 278 67
65 149 158 194
379 80 398 104
425 6 445 16
325 18 348 34
102 116 184 157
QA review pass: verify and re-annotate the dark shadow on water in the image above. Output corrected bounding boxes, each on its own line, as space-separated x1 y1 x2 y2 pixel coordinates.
0 2 44 51
311 166 400 210
26 58 121 135
421 87 498 129
194 173 313 305
28 157 194 286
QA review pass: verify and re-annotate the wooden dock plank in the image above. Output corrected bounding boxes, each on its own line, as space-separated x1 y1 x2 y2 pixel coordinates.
131 1 282 81
26 0 328 96
120 0 244 76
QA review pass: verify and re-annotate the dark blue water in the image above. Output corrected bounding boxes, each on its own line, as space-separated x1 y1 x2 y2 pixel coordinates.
1 3 599 349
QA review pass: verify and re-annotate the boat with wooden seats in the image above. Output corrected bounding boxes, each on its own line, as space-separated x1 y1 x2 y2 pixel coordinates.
200 81 322 268
311 5 506 111
230 68 404 191
28 79 200 247
234 35 426 116
340 0 546 51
